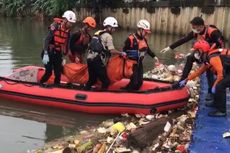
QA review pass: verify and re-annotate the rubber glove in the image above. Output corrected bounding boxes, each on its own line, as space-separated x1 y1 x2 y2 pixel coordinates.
160 46 172 53
179 80 186 87
154 57 159 63
211 87 216 94
42 50 49 65
62 59 66 65
75 57 80 63
120 51 127 58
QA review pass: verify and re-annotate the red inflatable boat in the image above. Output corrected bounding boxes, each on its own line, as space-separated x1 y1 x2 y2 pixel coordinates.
0 66 190 114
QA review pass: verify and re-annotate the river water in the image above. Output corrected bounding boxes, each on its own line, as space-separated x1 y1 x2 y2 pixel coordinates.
0 17 204 153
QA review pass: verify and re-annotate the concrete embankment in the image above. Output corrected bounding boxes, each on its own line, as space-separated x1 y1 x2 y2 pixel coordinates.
77 7 230 40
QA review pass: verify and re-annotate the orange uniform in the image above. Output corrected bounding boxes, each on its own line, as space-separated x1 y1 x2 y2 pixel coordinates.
187 55 223 88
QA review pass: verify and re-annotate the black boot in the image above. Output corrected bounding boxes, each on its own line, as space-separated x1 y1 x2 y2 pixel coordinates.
39 83 51 88
205 100 215 107
205 93 214 101
82 85 92 91
208 110 226 117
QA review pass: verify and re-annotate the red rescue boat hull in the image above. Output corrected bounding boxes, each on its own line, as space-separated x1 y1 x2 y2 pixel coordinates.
0 66 190 114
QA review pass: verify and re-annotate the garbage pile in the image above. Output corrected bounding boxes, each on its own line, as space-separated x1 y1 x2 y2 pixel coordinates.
32 63 199 153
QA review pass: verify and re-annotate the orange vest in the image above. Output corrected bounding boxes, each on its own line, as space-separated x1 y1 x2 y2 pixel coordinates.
52 18 70 54
196 26 217 41
220 49 230 56
128 34 148 52
206 49 230 68
208 48 230 56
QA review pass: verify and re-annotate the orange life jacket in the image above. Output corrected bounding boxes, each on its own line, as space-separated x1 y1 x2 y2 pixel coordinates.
188 48 229 85
126 34 148 60
220 49 230 56
208 48 230 57
206 49 230 69
196 26 217 41
51 18 70 54
128 34 148 51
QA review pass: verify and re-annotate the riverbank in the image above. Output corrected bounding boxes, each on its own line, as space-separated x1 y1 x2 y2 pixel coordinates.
31 63 199 153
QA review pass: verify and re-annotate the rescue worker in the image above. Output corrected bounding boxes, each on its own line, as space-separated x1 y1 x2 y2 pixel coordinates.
69 16 96 63
160 16 224 101
40 10 76 86
121 19 159 90
179 40 227 117
84 17 126 90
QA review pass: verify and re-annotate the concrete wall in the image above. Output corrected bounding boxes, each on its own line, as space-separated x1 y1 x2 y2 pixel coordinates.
77 7 230 40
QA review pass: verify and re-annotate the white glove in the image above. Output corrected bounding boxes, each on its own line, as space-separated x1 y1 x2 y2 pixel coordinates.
154 57 159 63
120 51 127 58
62 59 66 65
160 46 172 53
75 57 80 63
42 50 49 65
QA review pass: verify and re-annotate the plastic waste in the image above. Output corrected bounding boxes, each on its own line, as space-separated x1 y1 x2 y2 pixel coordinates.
75 141 93 153
111 122 125 133
98 143 106 153
223 131 230 138
92 143 102 153
164 121 172 132
176 144 186 153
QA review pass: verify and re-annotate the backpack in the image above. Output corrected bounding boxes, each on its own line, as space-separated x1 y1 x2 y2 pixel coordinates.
88 31 106 53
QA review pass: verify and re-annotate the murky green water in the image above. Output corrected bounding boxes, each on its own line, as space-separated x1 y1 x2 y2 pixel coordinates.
0 17 217 152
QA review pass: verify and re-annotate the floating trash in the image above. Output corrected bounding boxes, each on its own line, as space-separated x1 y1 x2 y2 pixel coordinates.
223 131 230 138
32 64 200 153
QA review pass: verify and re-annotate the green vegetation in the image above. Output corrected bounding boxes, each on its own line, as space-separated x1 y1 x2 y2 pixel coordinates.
2 0 225 17
32 0 76 16
0 0 77 17
0 0 124 17
0 0 31 16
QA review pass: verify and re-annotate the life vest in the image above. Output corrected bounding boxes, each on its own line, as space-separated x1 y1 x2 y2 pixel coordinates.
207 48 230 57
219 49 230 56
206 48 230 68
126 34 148 60
195 26 216 40
195 25 224 48
51 18 70 54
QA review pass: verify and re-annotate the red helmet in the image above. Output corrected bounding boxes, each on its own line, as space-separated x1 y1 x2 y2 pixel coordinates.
193 40 210 52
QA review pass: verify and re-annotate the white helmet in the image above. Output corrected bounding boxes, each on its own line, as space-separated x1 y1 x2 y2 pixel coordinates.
62 10 76 23
137 19 151 31
103 17 118 27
